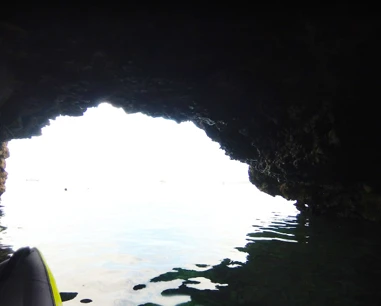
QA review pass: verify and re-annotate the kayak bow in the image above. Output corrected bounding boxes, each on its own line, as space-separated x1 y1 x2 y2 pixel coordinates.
0 247 62 306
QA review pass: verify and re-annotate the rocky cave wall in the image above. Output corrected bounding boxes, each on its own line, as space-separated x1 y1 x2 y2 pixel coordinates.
1 9 381 220
0 142 8 197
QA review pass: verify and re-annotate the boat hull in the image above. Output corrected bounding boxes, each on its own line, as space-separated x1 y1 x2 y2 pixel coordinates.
0 247 62 306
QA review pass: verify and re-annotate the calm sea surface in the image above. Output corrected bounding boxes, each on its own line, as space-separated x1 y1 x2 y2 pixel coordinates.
1 180 380 306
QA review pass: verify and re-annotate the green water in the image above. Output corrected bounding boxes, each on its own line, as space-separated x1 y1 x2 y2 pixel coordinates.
141 215 381 306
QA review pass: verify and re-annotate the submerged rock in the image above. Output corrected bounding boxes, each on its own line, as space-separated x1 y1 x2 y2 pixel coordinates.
80 298 92 303
60 292 78 302
133 284 146 290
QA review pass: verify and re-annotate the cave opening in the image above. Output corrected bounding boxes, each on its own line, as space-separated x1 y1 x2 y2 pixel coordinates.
0 102 299 305
4 102 252 191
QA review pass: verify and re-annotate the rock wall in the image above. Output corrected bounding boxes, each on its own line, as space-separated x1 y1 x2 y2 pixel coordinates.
1 8 381 220
0 142 8 196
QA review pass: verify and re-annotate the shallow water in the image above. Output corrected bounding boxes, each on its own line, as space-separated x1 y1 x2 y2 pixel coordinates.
1 180 380 306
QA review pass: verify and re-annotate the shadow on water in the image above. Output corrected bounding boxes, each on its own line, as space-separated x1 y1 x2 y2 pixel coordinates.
140 214 381 306
0 206 12 261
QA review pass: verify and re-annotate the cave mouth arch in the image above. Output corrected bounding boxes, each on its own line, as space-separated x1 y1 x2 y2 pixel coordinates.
1 12 381 220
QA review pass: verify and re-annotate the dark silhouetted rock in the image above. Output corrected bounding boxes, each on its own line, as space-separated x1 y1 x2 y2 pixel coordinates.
60 292 78 302
80 298 92 303
133 284 146 290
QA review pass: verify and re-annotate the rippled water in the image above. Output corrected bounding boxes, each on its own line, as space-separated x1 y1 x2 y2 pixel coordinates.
1 181 381 306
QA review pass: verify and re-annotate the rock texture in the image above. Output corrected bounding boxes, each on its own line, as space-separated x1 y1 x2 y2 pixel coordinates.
0 142 8 196
0 8 380 220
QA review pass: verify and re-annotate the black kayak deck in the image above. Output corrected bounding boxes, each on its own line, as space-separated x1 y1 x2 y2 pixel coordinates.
0 247 62 306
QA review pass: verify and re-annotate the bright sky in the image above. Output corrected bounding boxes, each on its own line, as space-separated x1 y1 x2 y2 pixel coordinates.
5 102 250 189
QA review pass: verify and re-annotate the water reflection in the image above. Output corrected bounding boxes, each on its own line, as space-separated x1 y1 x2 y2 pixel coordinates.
0 206 12 261
142 215 381 306
1 183 381 305
0 182 298 305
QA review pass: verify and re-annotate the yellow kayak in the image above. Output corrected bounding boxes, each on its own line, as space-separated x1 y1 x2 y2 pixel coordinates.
0 247 62 306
